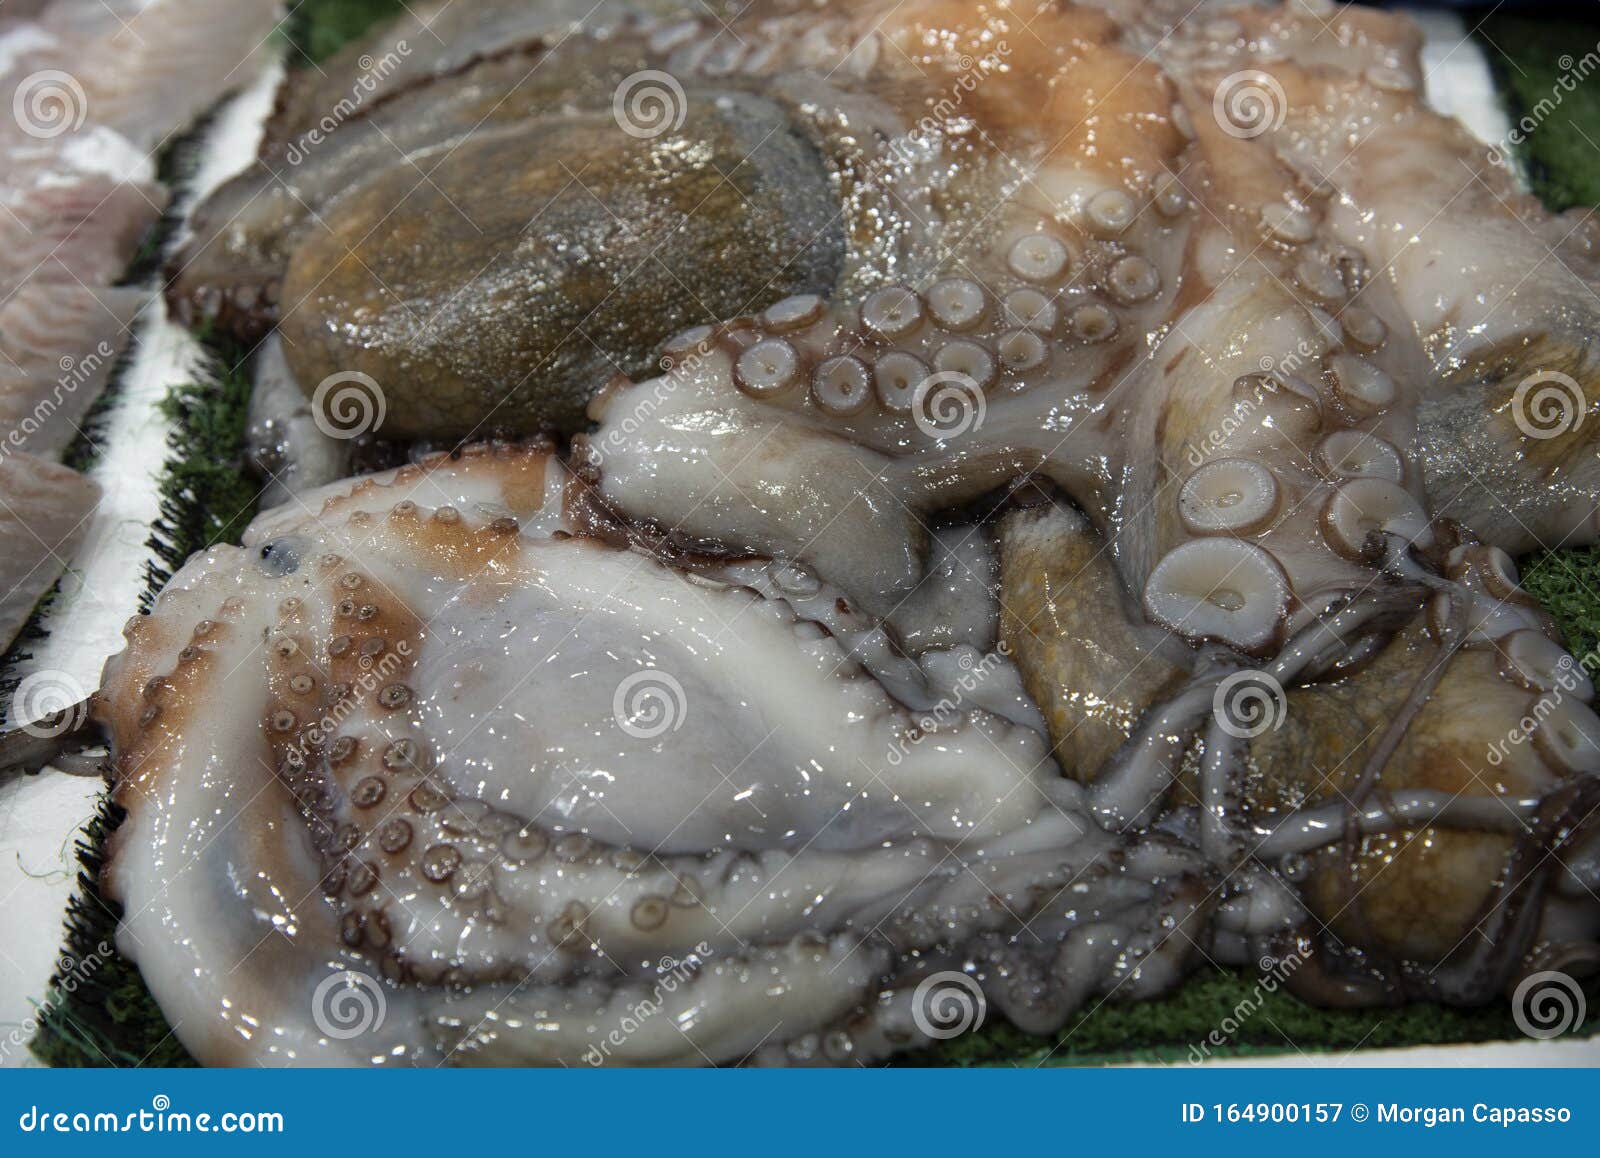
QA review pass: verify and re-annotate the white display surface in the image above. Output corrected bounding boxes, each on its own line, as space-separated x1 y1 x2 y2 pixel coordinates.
0 56 282 1067
0 13 1592 1068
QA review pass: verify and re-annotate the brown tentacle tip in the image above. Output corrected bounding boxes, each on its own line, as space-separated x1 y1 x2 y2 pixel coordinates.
1266 927 1405 1009
1403 778 1600 1005
161 271 280 343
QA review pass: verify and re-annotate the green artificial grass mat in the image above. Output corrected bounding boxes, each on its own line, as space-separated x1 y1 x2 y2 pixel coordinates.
20 1 1600 1067
25 340 258 1069
1480 12 1600 213
24 0 349 1070
291 0 407 65
0 119 207 703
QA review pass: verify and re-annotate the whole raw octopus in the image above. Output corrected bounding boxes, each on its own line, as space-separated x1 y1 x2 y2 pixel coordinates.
96 0 1600 1064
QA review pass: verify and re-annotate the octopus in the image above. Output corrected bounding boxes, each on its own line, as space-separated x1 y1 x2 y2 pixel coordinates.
101 443 1210 1063
96 0 1600 1064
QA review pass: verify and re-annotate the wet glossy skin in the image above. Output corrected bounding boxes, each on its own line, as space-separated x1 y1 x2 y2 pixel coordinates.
98 445 1209 1064
113 0 1600 1063
173 4 848 439
278 97 843 437
574 0 1600 995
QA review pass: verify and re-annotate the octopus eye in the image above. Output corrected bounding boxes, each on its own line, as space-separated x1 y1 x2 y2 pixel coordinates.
257 536 303 577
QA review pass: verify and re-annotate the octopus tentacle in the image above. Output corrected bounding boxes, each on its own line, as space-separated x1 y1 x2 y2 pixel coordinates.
113 0 1600 1056
1399 779 1600 1005
97 446 1213 1065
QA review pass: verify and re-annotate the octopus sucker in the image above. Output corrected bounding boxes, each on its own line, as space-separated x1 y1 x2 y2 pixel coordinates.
94 0 1600 1064
97 447 1210 1064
